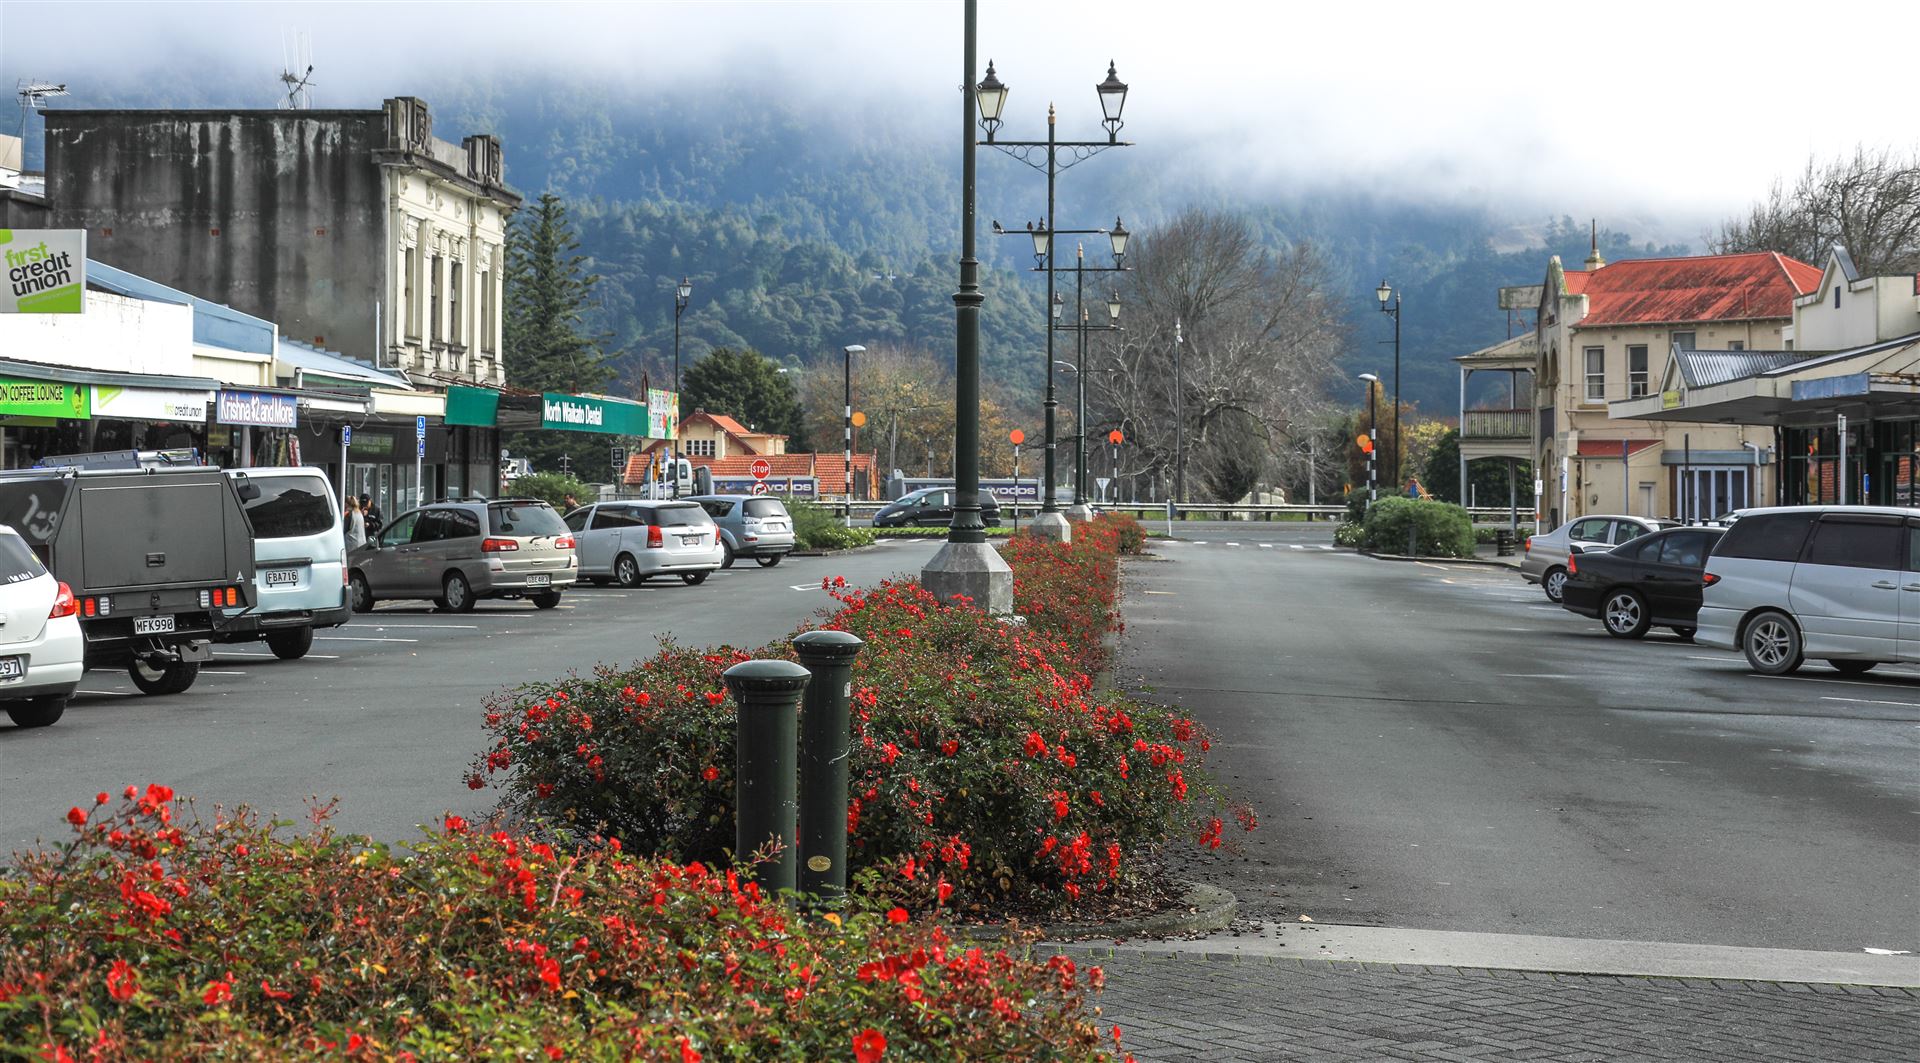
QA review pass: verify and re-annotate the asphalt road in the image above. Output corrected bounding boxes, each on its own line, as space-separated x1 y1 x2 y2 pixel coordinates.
1123 527 1919 953
0 540 948 854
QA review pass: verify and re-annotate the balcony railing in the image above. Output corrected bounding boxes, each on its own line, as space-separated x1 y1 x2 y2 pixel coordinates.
1462 407 1533 440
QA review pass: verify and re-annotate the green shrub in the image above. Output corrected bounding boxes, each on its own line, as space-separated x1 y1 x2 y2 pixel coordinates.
1332 522 1365 547
511 471 596 511
1 789 1118 1059
788 500 877 550
1361 496 1475 558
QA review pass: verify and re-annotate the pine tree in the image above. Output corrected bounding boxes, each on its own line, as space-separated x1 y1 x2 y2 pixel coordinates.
503 193 619 479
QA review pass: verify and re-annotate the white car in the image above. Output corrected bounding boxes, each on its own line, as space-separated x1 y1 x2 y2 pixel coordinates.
563 500 725 587
0 526 84 728
1521 514 1678 602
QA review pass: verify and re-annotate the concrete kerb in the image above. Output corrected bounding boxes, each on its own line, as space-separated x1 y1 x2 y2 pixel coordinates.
958 882 1239 944
787 544 884 558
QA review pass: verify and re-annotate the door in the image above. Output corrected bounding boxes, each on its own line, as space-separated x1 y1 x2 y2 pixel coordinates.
1901 519 1920 662
582 506 632 575
405 510 457 595
1647 529 1714 620
1566 516 1613 554
1788 515 1904 658
366 510 421 594
919 490 953 526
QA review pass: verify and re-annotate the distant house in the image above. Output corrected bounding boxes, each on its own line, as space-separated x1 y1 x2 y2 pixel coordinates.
624 409 879 498
1534 245 1820 524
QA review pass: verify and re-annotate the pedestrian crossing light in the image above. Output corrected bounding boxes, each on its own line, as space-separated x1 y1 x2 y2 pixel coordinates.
851 411 867 428
1356 434 1374 454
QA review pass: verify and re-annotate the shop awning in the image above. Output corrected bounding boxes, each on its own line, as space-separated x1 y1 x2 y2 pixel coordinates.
276 338 413 391
0 356 223 422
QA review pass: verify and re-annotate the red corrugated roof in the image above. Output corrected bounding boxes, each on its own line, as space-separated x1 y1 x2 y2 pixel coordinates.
1573 252 1819 327
1562 270 1591 296
621 450 879 491
1575 439 1661 457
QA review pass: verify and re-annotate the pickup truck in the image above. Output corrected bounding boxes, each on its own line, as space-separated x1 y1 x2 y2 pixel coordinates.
0 464 256 695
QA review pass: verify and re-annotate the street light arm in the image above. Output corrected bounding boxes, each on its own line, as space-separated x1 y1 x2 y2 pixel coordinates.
981 139 1129 175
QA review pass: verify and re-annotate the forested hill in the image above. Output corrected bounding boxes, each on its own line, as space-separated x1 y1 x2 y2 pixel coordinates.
31 71 1694 411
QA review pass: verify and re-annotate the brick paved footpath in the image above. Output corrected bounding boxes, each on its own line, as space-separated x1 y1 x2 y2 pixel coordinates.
1049 946 1920 1062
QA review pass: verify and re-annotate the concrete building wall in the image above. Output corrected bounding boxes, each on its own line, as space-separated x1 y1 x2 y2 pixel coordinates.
0 289 195 376
45 110 390 362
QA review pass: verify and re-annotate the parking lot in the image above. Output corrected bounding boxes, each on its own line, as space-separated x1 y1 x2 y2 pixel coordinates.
0 538 948 853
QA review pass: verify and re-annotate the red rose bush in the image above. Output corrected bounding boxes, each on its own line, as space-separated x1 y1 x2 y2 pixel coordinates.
475 514 1251 920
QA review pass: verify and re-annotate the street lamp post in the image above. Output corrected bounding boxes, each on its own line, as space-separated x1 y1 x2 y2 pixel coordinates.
672 276 692 499
1375 280 1402 492
1359 372 1379 504
1174 318 1185 507
977 58 1130 543
842 344 865 528
1052 287 1122 517
922 0 1014 615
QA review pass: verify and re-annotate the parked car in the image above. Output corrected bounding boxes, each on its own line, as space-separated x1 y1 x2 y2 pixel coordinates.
1560 526 1724 640
0 463 256 697
350 498 576 612
215 467 350 659
1522 514 1678 602
1699 505 1920 675
872 487 1002 528
562 500 724 587
0 525 83 728
690 494 795 568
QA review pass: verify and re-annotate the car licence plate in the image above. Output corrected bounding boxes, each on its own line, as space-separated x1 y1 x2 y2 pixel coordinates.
0 657 21 680
263 568 300 587
681 534 705 546
525 574 551 587
133 616 176 635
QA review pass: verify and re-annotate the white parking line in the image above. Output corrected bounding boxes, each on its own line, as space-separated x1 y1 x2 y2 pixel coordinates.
1289 544 1305 550
200 670 248 676
1822 695 1920 708
315 635 420 643
365 624 481 629
789 584 819 592
1259 543 1274 549
1225 542 1240 547
215 651 342 660
78 689 135 697
1318 545 1335 551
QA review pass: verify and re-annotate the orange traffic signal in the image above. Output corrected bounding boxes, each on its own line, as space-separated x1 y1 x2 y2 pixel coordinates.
1108 429 1124 445
1009 429 1025 445
1356 434 1374 454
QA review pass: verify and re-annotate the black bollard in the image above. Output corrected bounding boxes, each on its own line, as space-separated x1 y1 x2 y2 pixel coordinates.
723 658 811 894
792 629 866 900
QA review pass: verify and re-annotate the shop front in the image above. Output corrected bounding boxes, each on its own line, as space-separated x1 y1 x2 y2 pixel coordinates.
0 362 225 468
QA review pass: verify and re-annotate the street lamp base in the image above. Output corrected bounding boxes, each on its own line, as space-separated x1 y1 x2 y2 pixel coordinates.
1029 510 1072 543
921 540 1014 616
1064 503 1094 522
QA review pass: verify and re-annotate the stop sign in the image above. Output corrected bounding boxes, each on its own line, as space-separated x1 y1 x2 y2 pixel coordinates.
751 458 772 480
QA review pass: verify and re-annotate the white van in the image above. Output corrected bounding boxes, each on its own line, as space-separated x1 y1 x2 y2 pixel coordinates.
217 468 350 658
1699 505 1920 675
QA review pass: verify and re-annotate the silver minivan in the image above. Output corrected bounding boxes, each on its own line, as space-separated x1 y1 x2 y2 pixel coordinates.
1699 505 1920 675
564 500 724 587
216 467 349 659
350 498 576 612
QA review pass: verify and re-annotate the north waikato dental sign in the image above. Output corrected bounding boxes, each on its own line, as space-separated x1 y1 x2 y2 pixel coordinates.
540 392 649 435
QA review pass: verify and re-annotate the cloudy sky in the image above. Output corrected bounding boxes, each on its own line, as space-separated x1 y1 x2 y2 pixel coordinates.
2 0 1912 229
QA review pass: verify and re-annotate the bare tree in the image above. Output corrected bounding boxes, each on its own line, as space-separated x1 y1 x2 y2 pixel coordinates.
1710 146 1920 274
1088 207 1347 503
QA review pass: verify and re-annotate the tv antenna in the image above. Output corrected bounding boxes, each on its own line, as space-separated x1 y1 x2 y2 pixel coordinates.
16 79 68 142
278 31 316 110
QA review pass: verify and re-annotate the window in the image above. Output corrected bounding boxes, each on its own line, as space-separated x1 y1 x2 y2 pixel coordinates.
1658 531 1712 569
1611 520 1648 545
1584 347 1606 401
409 510 455 544
379 511 419 547
449 261 464 345
1569 518 1611 542
1628 345 1649 398
564 509 590 533
1834 286 1842 308
239 475 335 539
445 509 481 540
1908 520 1920 571
478 270 493 353
1714 511 1815 561
1803 517 1902 570
646 504 713 528
743 498 787 518
428 255 442 343
489 502 568 537
1671 331 1696 350
590 507 640 530
1728 341 1744 351
686 439 717 457
402 246 417 340
698 500 733 519
0 534 47 585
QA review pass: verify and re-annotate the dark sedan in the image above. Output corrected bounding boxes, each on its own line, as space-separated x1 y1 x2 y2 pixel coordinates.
872 487 1001 528
1560 526 1725 640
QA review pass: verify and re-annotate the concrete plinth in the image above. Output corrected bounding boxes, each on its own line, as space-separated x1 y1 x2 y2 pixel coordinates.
1065 503 1094 522
1029 510 1072 543
922 541 1014 616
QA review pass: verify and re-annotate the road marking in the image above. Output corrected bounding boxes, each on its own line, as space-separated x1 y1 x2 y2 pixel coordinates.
789 584 819 592
1226 542 1240 547
1289 544 1304 550
1258 543 1273 549
216 651 341 660
78 689 135 696
315 635 420 643
1143 590 1177 596
1821 695 1920 708
1499 673 1578 678
200 670 247 676
1192 541 1208 545
368 624 481 629
1318 545 1335 551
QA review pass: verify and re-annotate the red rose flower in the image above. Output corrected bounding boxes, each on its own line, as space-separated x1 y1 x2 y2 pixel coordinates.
65 807 86 827
702 766 720 782
885 907 909 924
853 1028 887 1063
105 960 138 1002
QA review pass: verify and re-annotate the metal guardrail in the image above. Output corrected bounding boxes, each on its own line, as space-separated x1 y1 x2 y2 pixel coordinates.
816 498 1535 524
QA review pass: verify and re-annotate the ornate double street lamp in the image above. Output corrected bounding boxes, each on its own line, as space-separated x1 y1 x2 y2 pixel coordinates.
1375 279 1402 492
1050 275 1124 516
922 0 1017 613
975 56 1131 542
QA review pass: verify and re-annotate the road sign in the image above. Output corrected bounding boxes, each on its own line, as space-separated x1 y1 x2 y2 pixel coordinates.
1356 433 1373 453
415 414 426 441
1009 429 1025 445
1096 476 1111 491
1108 429 1123 445
416 439 425 458
851 411 867 428
751 458 772 481
341 425 351 446
751 481 770 495
611 445 627 470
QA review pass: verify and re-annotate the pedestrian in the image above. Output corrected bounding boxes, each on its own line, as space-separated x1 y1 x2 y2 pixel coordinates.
342 495 366 551
562 492 580 512
358 494 384 539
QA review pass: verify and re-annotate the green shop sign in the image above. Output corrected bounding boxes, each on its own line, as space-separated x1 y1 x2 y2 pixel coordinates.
0 377 89 419
541 392 648 435
444 385 501 427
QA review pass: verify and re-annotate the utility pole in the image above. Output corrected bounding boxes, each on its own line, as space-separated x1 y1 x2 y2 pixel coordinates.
1173 318 1184 508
